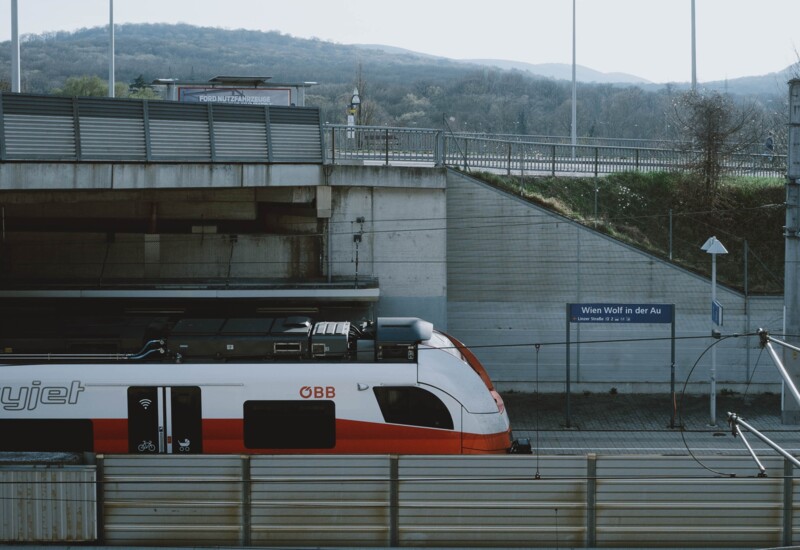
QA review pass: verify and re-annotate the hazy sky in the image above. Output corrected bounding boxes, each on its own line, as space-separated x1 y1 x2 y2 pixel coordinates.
2 0 799 83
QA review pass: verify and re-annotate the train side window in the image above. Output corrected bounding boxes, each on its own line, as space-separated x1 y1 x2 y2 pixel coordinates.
0 419 93 452
373 386 454 430
243 400 335 449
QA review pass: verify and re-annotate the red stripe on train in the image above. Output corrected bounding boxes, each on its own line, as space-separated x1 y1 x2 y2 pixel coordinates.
90 418 510 454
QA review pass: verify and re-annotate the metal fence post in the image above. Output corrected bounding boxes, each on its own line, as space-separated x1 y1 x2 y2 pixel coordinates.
551 145 556 176
329 127 336 164
784 458 793 547
586 453 597 548
264 106 274 164
72 97 82 161
594 147 599 177
385 128 390 166
507 142 512 176
390 455 399 547
142 100 152 161
242 455 252 547
207 103 216 162
0 93 6 161
435 130 444 166
96 454 105 545
669 209 673 261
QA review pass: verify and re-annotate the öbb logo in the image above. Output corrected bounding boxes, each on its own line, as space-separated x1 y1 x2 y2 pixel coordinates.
299 386 336 399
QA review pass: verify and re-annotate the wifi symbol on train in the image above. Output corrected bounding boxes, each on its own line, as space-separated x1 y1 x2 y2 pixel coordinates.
139 399 153 410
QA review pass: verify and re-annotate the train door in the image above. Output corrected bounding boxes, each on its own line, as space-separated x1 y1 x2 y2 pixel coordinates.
127 386 202 454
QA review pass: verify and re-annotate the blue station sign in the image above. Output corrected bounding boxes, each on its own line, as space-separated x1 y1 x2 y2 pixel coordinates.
569 303 674 324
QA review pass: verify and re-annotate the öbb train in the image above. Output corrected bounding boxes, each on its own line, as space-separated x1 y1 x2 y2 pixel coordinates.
0 317 524 455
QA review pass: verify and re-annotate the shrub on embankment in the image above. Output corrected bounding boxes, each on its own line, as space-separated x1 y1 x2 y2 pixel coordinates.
474 171 785 294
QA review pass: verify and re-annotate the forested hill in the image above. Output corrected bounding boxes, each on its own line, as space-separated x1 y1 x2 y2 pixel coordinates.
0 23 791 138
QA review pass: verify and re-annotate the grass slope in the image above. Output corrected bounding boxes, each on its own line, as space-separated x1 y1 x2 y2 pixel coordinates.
474 171 785 294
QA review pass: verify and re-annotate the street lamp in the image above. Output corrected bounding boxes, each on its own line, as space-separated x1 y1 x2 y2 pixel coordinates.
571 0 577 157
701 236 728 425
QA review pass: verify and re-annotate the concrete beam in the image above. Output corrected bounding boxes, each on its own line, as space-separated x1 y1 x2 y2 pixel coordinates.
328 165 446 189
0 163 325 191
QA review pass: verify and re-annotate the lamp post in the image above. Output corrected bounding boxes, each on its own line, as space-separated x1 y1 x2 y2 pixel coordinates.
691 0 697 92
11 0 20 92
570 0 577 158
702 236 728 425
109 0 115 98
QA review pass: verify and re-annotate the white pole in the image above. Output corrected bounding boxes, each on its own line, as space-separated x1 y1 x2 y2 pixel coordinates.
710 252 717 425
109 0 115 98
691 0 697 91
571 0 577 158
11 0 20 92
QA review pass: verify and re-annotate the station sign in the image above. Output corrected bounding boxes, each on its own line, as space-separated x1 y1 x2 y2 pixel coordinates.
569 303 673 324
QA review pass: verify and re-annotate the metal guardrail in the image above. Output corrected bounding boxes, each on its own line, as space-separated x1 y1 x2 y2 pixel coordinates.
325 124 787 178
4 454 799 547
0 95 784 178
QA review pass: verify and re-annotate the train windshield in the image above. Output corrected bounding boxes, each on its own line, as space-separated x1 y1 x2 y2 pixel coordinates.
425 330 464 360
426 330 505 414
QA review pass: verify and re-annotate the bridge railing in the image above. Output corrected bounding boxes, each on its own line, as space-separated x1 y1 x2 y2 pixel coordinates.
0 92 324 164
325 124 440 164
0 94 785 178
324 124 787 178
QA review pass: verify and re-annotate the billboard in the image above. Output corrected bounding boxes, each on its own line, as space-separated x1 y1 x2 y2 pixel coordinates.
178 87 292 106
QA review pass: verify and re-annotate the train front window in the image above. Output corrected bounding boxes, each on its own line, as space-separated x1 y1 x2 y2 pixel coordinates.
373 386 453 430
243 400 335 449
425 331 463 360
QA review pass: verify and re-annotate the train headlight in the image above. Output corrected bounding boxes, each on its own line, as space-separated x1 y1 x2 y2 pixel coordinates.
490 390 505 414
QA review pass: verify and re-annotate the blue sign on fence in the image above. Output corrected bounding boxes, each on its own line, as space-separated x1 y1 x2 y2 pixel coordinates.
569 303 673 324
712 300 724 326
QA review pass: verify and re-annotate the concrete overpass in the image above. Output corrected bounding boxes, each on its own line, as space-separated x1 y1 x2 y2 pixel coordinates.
0 92 448 326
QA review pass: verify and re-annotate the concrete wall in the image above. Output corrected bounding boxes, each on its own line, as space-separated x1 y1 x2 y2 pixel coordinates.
445 170 785 393
327 166 448 326
0 162 325 190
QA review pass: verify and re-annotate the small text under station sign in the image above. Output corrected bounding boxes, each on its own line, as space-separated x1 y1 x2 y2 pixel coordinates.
569 303 674 324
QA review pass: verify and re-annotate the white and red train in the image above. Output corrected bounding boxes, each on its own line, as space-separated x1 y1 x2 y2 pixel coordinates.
0 317 523 455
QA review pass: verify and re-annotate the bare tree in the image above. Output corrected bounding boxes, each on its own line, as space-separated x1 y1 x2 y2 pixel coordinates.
791 47 800 79
670 90 764 200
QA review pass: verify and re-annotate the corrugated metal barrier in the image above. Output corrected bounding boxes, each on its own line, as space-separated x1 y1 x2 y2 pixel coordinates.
2 454 800 547
0 466 96 542
0 92 323 164
96 454 800 548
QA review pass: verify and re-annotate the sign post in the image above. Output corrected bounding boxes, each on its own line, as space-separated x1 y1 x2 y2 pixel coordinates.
566 303 676 428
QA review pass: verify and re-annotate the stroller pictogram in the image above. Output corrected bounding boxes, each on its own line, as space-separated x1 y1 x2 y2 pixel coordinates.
177 439 191 452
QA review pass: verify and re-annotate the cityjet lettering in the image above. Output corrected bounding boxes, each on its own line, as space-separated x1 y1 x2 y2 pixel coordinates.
0 381 85 411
